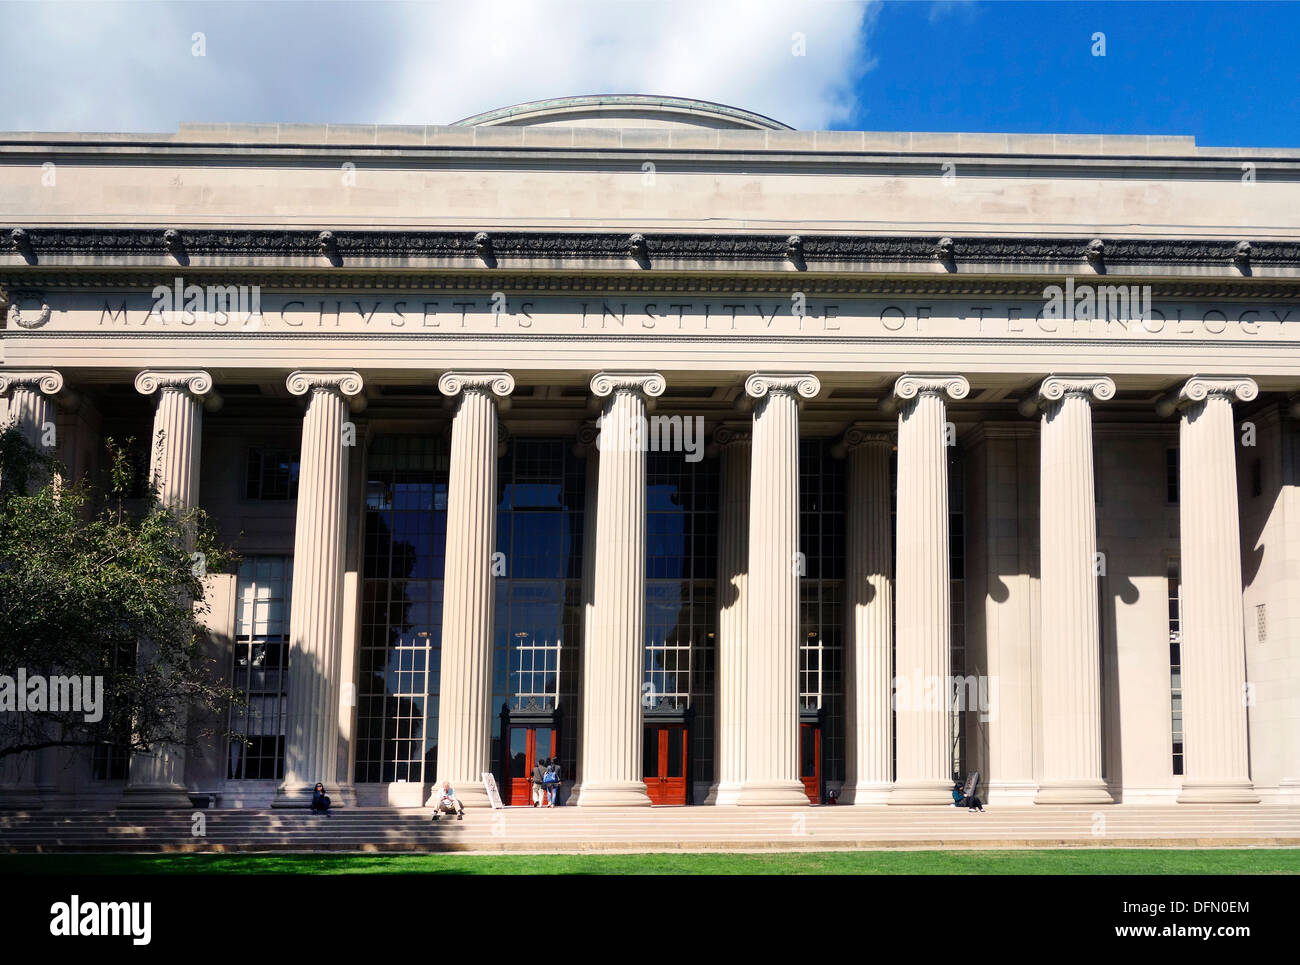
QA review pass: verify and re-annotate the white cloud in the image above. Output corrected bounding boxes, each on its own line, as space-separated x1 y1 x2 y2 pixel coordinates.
382 0 876 130
0 0 876 132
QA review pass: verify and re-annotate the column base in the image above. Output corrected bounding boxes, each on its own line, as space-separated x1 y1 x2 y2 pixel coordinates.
1034 780 1114 805
735 781 810 807
0 786 45 810
887 780 955 805
425 781 493 809
576 781 653 807
1177 780 1260 804
273 782 358 808
118 784 194 809
840 781 892 805
704 781 743 806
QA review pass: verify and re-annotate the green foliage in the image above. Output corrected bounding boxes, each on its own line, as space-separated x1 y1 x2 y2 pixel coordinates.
0 425 240 759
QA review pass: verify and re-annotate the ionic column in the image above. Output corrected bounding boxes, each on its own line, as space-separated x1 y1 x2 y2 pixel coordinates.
840 424 895 805
1173 377 1260 803
577 372 663 807
0 370 65 809
706 422 751 805
889 374 969 804
737 373 820 806
1035 376 1115 804
431 371 514 808
0 369 62 453
276 370 363 807
122 370 215 808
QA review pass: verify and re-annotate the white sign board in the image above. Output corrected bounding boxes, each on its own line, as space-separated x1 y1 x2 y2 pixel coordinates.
483 771 504 809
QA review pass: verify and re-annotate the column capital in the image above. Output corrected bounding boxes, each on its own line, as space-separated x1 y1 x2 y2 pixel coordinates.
590 371 665 398
134 369 212 398
286 369 364 398
743 372 820 400
1178 376 1258 407
438 370 516 398
1038 375 1116 405
892 374 970 404
713 421 753 447
0 369 63 397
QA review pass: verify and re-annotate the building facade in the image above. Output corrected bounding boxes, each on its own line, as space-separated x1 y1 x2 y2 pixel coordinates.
1 95 1298 809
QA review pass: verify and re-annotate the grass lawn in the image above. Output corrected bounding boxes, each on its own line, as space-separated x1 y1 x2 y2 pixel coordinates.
1 848 1297 875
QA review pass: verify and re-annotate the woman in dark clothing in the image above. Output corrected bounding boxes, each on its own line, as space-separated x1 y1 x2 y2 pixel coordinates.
310 782 331 816
952 779 984 812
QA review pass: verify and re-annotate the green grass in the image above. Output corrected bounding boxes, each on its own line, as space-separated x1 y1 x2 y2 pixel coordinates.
2 848 1297 875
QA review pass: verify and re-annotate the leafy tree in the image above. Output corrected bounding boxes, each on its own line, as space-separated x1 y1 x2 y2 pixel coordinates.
0 424 240 760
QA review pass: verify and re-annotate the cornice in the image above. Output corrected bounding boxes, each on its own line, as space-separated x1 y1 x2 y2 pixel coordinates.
8 272 1300 302
5 227 1300 281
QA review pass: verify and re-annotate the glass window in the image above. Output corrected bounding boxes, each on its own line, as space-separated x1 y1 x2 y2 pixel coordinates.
355 435 448 785
644 450 718 783
800 439 849 783
245 447 300 500
492 439 587 783
229 557 292 780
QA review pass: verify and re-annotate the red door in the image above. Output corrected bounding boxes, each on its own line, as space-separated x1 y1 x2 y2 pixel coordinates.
799 722 821 803
505 725 555 805
642 723 688 805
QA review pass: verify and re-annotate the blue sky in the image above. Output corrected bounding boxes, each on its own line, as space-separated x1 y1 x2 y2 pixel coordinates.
860 2 1300 146
0 1 1296 145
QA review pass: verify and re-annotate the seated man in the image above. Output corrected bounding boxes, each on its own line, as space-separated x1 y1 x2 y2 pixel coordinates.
310 783 331 816
952 777 985 812
432 781 464 820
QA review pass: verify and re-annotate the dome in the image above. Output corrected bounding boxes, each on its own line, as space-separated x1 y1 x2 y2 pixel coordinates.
452 94 793 131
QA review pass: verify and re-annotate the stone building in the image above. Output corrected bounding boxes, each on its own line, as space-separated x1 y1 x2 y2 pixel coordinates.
1 95 1297 809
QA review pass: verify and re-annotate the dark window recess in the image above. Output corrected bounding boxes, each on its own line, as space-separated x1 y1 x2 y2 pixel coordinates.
1166 447 1179 504
246 447 300 500
1251 458 1263 498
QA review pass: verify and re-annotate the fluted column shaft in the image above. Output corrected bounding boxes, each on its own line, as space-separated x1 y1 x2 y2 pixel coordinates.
276 370 363 806
737 373 819 806
122 370 213 807
432 371 514 807
0 370 64 809
578 372 664 806
1176 377 1260 803
708 425 751 805
5 385 54 450
843 428 894 804
1035 376 1115 804
890 374 969 804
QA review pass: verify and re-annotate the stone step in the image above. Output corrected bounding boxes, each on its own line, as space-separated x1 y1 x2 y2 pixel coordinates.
2 804 1298 853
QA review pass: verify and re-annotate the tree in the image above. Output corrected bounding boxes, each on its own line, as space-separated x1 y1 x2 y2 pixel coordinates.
0 425 239 760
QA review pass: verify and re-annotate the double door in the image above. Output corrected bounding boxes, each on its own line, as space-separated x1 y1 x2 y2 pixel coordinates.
642 722 688 805
506 724 556 806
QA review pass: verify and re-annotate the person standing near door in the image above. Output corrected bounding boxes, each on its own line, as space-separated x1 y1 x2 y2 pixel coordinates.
544 757 561 807
532 757 548 807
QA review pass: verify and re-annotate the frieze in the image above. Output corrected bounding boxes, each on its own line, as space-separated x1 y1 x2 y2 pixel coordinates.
8 290 1300 342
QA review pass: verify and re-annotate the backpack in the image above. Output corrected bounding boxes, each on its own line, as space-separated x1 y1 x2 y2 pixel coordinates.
543 767 558 785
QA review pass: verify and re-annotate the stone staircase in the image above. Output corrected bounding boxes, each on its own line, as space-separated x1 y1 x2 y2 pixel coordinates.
2 805 1298 853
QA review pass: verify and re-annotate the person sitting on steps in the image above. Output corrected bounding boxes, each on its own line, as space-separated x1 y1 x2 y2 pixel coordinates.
952 778 985 812
310 783 331 817
432 781 464 820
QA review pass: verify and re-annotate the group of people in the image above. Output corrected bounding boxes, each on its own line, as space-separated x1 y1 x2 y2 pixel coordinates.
532 757 562 807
